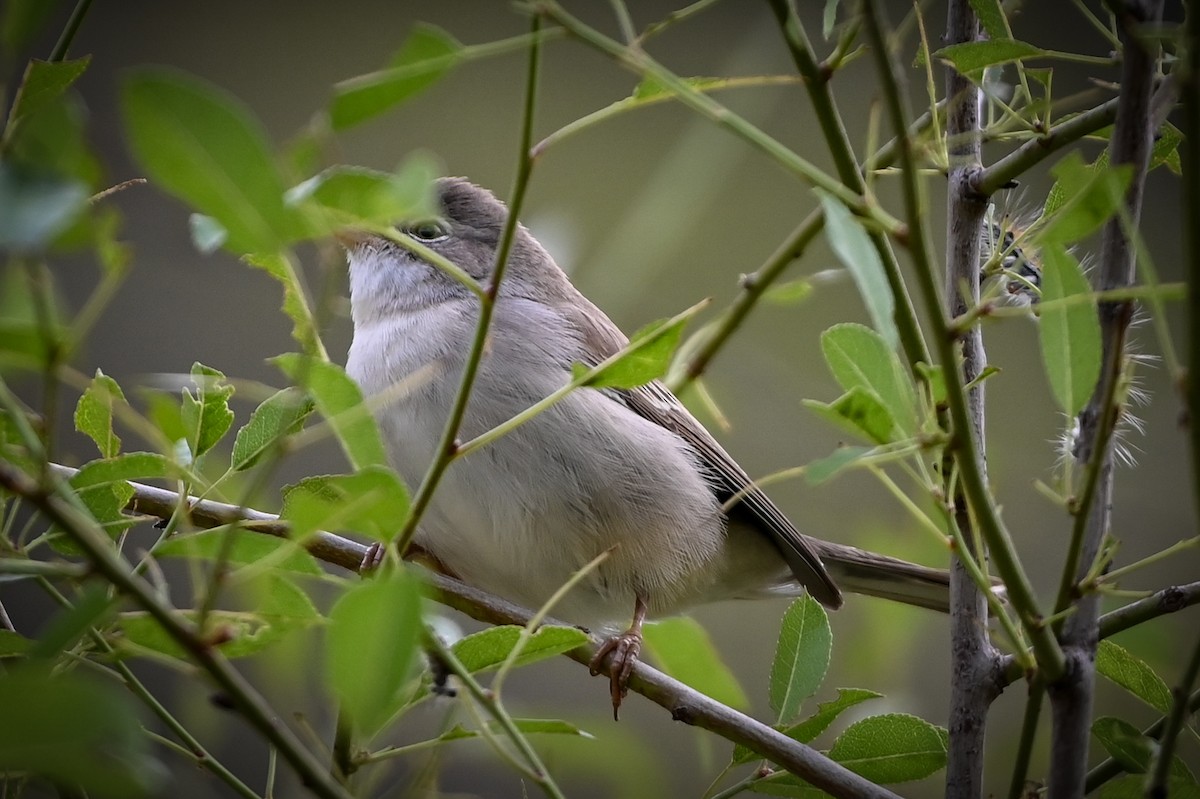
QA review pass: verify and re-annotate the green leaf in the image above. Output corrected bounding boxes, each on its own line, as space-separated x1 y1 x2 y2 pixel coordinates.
120 68 300 254
8 92 100 188
817 191 898 350
734 687 881 764
180 362 235 459
829 713 948 783
934 39 1044 74
1038 152 1132 245
804 387 897 445
820 323 916 435
1038 245 1101 416
155 526 323 575
326 569 422 736
274 354 389 469
74 369 127 458
231 387 314 470
967 0 1009 39
118 575 320 661
280 466 410 542
288 154 439 232
244 253 325 357
9 57 91 124
0 666 163 798
578 313 691 390
1092 716 1154 774
769 596 832 724
805 445 873 486
70 452 173 487
0 160 89 251
331 24 463 130
451 625 588 673
0 629 32 656
1096 640 1173 714
643 616 748 709
1150 123 1183 174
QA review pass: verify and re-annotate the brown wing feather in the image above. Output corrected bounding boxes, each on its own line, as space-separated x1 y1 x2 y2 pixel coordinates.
558 294 844 609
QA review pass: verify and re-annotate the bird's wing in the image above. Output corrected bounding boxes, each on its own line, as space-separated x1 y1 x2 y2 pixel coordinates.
561 296 843 609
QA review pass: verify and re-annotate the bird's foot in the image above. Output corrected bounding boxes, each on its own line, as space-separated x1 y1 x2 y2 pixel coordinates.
589 629 643 720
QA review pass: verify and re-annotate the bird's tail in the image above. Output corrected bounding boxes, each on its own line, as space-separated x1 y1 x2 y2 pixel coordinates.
805 538 990 613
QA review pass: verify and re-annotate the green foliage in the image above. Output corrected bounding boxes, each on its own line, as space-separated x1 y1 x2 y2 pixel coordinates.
1096 640 1174 715
331 24 463 130
934 39 1043 75
155 527 324 575
74 369 127 458
816 191 898 351
9 57 92 123
121 69 303 254
230 387 314 470
770 596 832 724
825 714 948 783
1039 152 1133 244
816 323 918 441
244 253 327 357
281 467 410 542
275 353 390 470
288 154 440 233
0 666 164 797
733 687 882 764
643 616 749 709
180 362 235 460
575 310 694 390
450 624 589 673
0 160 89 251
1037 245 1101 416
118 573 321 660
326 568 422 737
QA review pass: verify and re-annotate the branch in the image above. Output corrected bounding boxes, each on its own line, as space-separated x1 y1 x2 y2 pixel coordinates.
36 464 901 799
763 0 931 371
393 16 544 556
1097 581 1200 638
1047 2 1164 796
0 461 354 799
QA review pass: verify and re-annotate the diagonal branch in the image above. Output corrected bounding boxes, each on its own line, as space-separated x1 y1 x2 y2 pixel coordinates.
35 463 900 799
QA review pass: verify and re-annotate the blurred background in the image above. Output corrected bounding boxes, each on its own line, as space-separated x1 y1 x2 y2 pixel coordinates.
2 0 1195 796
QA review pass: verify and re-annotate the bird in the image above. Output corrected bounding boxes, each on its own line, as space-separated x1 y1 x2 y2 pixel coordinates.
342 177 954 716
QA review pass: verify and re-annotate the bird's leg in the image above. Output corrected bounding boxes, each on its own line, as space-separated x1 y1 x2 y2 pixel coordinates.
589 595 648 720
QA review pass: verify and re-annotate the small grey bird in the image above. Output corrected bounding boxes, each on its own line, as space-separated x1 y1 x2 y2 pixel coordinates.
344 177 952 714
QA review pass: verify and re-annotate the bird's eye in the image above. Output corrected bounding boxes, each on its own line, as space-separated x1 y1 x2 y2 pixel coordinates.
406 220 450 243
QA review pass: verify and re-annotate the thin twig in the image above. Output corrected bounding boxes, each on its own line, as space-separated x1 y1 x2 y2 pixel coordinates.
392 16 543 557
1147 630 1200 796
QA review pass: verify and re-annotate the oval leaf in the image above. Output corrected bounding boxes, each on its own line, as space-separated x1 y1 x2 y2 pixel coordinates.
1038 245 1101 416
231 387 314 471
450 625 588 673
769 596 832 724
331 24 462 130
274 353 389 470
121 68 298 253
643 616 749 709
829 713 948 783
74 369 127 458
327 569 423 737
817 191 898 351
1096 640 1173 714
820 323 916 435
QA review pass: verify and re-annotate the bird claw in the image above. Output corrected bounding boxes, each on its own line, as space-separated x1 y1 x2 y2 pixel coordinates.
589 630 643 720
